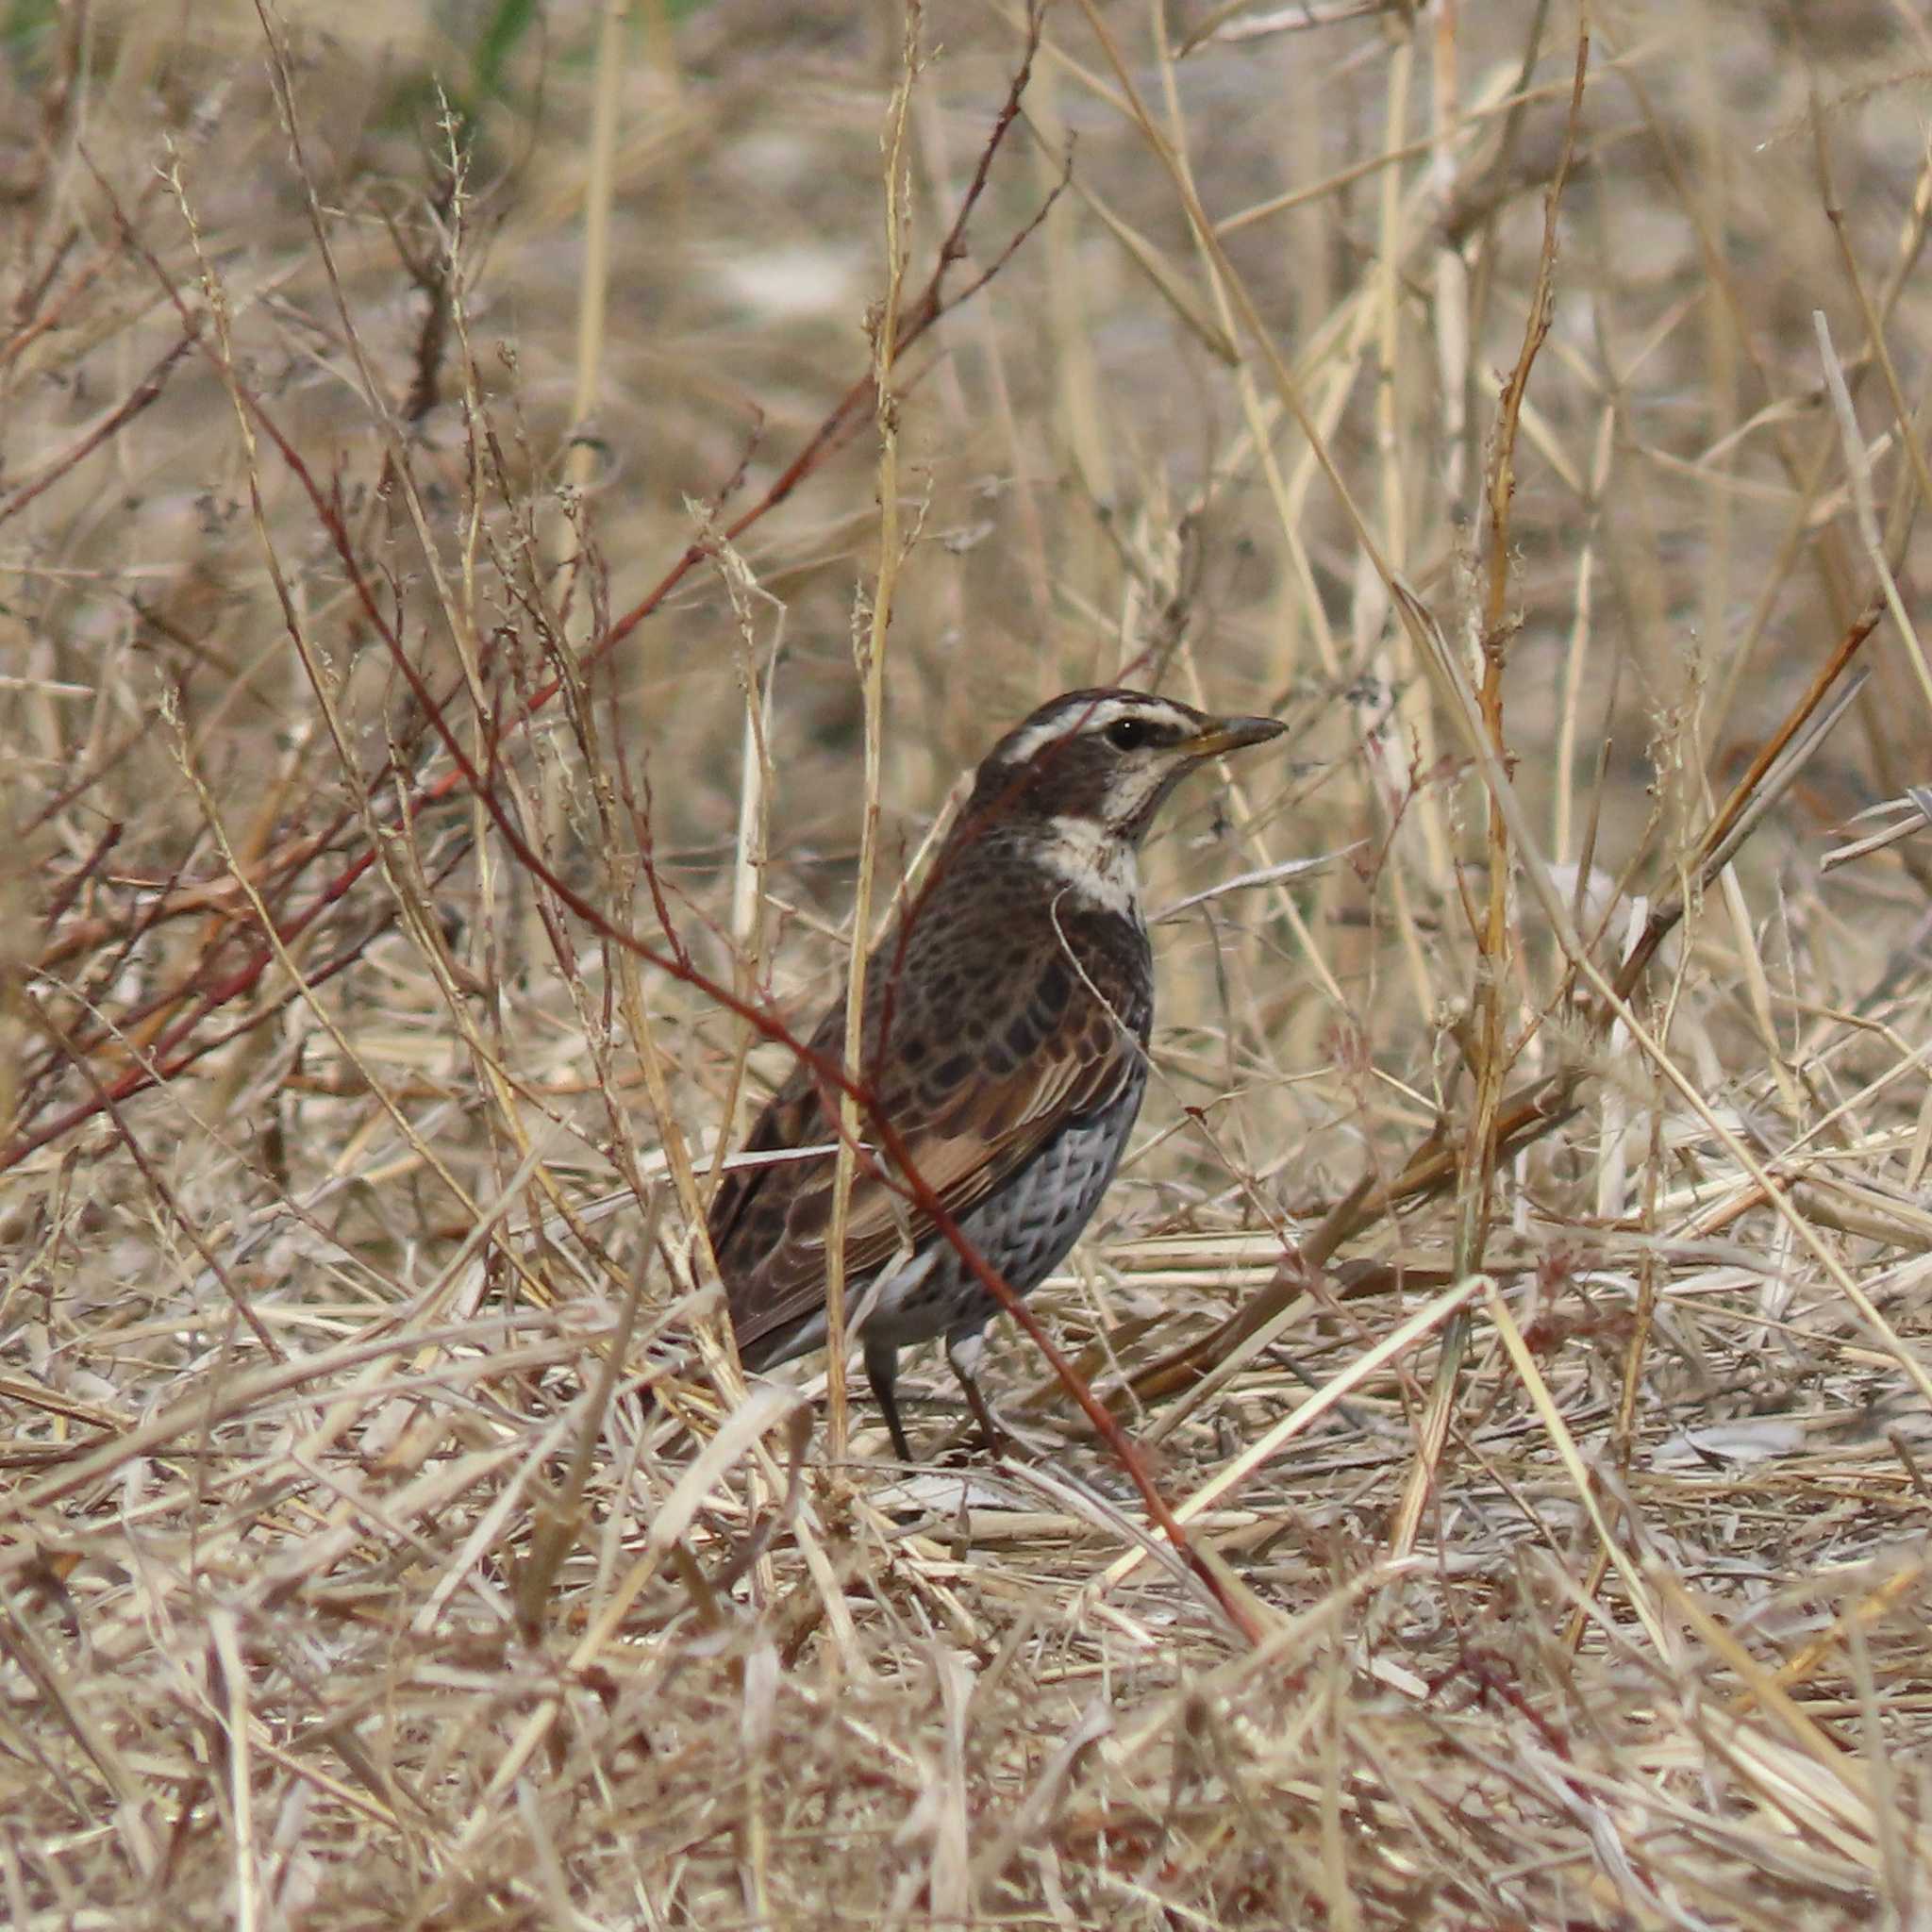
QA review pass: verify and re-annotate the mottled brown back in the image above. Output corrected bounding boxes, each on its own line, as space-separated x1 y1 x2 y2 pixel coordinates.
708 818 1151 1356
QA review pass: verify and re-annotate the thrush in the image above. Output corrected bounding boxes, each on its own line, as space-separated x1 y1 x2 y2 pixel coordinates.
706 688 1285 1459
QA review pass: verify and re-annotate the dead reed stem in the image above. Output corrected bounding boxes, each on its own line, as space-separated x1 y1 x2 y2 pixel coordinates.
6 4 1932 1924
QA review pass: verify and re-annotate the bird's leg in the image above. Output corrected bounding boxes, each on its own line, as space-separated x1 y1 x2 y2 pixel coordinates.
945 1328 1014 1457
946 1328 1067 1457
864 1336 915 1462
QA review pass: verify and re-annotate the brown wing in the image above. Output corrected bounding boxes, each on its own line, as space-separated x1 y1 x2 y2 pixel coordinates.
708 942 1136 1357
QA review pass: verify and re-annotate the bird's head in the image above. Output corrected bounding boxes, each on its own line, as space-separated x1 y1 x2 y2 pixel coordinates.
968 688 1284 850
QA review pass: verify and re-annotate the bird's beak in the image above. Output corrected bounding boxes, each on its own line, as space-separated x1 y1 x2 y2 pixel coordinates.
1181 713 1287 758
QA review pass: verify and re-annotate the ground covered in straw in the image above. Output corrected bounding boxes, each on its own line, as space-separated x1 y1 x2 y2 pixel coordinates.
5 2 1932 1926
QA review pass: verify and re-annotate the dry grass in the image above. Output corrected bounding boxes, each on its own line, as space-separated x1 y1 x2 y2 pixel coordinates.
6 0 1932 1924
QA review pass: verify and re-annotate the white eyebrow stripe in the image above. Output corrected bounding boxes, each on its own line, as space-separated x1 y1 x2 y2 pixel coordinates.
996 697 1195 766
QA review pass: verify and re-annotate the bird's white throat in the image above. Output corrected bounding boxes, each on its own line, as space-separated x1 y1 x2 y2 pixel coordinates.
1033 815 1141 917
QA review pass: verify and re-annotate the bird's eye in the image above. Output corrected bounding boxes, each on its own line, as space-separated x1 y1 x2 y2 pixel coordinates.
1105 718 1157 752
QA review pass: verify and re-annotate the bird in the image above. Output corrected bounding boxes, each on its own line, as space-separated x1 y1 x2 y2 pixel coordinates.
705 687 1286 1459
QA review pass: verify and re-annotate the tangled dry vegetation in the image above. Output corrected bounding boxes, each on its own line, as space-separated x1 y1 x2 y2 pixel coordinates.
7 1 1932 1925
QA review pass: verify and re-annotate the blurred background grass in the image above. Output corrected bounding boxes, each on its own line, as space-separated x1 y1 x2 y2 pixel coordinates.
6 2 1932 1924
